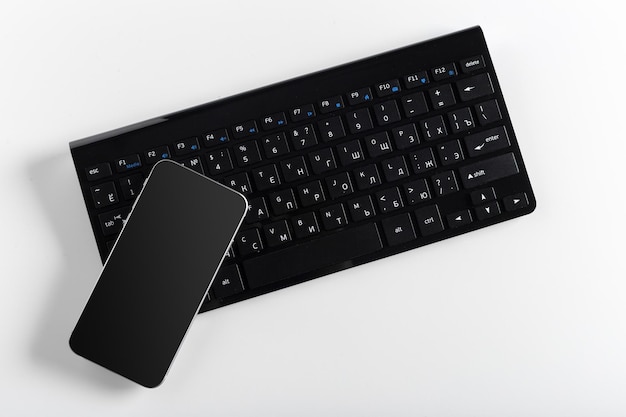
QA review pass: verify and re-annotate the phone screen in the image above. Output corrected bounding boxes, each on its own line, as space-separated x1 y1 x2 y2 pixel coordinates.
70 160 247 387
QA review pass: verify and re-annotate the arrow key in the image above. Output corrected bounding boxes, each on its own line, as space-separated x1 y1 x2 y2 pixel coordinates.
470 187 496 205
503 192 529 211
446 209 473 229
476 201 501 221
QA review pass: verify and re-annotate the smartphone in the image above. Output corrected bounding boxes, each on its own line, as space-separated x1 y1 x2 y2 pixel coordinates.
70 160 248 387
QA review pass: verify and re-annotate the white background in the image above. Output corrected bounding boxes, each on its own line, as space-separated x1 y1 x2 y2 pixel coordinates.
1 1 625 415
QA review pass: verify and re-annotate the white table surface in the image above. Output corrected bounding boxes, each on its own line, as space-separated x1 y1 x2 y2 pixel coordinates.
2 1 625 415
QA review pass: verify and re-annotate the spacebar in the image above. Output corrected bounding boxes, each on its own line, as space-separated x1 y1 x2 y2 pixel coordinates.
243 223 383 289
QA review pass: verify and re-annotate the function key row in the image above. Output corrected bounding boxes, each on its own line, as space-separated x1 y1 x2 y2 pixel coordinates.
218 56 487 142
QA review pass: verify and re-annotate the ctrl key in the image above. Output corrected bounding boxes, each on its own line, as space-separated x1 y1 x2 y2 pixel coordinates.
212 264 245 299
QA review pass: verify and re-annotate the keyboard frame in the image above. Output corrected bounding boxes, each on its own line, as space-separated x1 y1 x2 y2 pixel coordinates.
70 26 536 313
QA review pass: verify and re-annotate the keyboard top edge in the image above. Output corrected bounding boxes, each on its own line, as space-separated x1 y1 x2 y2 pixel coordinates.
69 26 485 150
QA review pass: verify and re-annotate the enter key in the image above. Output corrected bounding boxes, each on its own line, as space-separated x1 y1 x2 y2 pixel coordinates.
464 126 510 157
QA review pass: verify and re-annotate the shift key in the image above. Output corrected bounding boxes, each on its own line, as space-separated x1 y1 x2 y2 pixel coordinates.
459 152 519 188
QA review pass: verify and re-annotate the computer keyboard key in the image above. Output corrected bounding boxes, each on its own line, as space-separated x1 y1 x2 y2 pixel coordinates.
382 213 416 246
475 201 501 221
320 96 344 113
376 79 401 97
376 187 403 213
98 206 131 236
475 99 502 126
447 209 473 228
114 154 142 173
173 137 199 156
236 228 264 256
460 55 485 73
456 73 494 102
465 126 510 157
403 179 431 205
374 100 401 125
224 172 253 194
280 156 309 182
353 164 381 190
292 212 320 239
470 187 497 205
212 264 245 299
347 195 376 221
404 71 429 88
290 104 316 122
119 173 144 200
262 133 290 158
206 149 234 175
459 152 520 189
252 164 281 191
91 182 118 208
203 129 229 146
233 141 262 166
145 146 171 165
243 223 383 289
431 171 459 197
233 120 258 138
269 188 298 215
365 132 393 157
401 92 428 117
347 87 373 105
180 156 204 174
420 116 448 141
448 107 475 133
326 172 354 200
320 203 348 230
392 123 419 150
337 139 365 166
382 155 409 182
346 108 374 134
309 148 337 174
85 163 112 181
245 197 269 223
264 220 293 247
105 240 116 255
318 116 346 141
261 112 288 130
429 84 456 109
290 124 318 150
409 148 437 173
298 180 326 207
437 140 465 166
414 204 444 236
503 192 529 211
432 62 457 80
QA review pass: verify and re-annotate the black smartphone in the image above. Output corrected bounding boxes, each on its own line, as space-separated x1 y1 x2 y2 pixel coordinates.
70 160 248 387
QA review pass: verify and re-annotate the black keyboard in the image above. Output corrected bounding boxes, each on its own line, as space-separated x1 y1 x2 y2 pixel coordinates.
70 27 535 313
